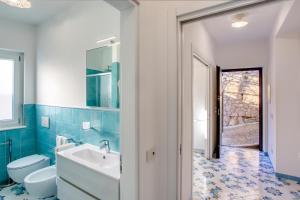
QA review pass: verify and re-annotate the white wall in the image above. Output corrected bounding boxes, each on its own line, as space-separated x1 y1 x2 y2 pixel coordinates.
268 37 277 169
36 1 120 108
138 1 225 200
119 3 139 200
272 37 300 177
0 18 36 104
215 40 269 69
215 40 269 151
182 19 217 156
267 0 295 170
181 20 217 199
267 0 300 177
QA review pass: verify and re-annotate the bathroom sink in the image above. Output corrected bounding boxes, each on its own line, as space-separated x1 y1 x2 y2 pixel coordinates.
72 148 119 169
56 143 120 200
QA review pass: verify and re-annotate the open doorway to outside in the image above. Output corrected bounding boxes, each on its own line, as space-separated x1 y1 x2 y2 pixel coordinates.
221 68 263 150
177 1 288 199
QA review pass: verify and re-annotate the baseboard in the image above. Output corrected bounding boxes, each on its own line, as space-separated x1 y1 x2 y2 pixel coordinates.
275 172 300 182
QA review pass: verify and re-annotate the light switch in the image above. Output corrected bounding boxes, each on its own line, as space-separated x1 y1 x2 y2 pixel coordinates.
146 147 156 162
41 116 49 128
82 122 91 130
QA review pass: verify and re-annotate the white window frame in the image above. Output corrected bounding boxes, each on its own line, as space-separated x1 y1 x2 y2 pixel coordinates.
0 49 24 129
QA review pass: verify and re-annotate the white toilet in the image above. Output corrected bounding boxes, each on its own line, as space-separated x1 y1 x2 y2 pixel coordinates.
7 154 50 183
7 139 75 199
24 142 75 198
24 165 57 198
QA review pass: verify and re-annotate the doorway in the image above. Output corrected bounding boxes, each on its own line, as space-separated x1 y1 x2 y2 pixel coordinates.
221 68 263 151
177 1 278 199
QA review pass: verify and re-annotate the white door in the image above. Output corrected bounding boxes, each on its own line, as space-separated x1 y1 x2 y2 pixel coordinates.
180 31 211 200
192 56 209 158
181 52 210 200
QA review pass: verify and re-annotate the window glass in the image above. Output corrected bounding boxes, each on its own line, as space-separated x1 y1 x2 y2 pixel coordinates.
0 59 14 121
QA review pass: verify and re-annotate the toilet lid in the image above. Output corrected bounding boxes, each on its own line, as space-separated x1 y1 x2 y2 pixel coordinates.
7 154 49 170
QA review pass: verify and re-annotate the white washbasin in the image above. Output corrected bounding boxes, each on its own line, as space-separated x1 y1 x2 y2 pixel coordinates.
57 143 120 200
72 148 119 170
58 143 120 180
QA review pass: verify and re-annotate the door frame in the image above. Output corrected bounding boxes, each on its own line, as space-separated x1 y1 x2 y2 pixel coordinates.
112 1 139 200
215 66 222 159
221 67 263 151
177 1 275 199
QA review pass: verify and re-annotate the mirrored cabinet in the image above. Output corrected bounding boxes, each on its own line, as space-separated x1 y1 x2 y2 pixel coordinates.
86 43 120 109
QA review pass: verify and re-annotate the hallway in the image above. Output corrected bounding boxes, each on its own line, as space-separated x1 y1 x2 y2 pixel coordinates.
193 147 300 200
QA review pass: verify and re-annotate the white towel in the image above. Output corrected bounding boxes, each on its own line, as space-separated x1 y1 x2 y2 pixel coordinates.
61 136 68 145
56 135 62 146
56 135 68 146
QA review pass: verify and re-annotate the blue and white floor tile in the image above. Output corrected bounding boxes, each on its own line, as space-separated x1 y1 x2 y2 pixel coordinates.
0 184 57 200
193 147 300 200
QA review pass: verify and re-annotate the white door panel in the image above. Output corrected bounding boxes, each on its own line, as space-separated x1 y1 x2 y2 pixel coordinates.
193 57 209 153
181 50 211 200
193 58 209 122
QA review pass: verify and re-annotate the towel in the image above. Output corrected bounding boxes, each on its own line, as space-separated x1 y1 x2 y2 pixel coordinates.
56 135 68 146
56 135 62 146
61 136 68 145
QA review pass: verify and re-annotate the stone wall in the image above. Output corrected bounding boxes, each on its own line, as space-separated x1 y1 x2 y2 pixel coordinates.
222 71 259 127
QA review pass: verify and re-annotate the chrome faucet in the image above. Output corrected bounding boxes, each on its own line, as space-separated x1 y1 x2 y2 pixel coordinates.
67 138 83 146
99 140 110 154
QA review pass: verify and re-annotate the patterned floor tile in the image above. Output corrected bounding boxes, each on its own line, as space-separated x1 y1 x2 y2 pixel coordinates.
193 147 300 200
0 184 57 200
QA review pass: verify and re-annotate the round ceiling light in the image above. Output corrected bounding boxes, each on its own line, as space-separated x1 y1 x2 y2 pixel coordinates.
0 0 31 8
231 13 248 28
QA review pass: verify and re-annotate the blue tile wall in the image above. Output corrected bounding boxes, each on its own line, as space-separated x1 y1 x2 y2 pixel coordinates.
0 104 119 183
86 63 120 108
87 76 98 106
86 69 101 107
111 62 120 108
0 104 36 184
36 105 120 164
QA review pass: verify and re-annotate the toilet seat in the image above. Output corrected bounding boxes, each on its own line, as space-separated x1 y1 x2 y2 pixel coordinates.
7 155 49 170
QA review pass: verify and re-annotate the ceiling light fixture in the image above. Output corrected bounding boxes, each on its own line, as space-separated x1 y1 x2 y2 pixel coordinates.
0 0 31 8
231 13 248 28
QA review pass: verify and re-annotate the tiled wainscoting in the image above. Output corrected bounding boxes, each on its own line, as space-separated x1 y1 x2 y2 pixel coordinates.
36 105 120 163
0 104 36 184
0 104 120 184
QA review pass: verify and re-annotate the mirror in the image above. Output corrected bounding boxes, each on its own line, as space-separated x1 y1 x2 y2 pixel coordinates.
86 44 120 108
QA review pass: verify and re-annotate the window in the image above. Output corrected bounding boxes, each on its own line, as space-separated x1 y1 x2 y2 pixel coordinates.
0 50 24 128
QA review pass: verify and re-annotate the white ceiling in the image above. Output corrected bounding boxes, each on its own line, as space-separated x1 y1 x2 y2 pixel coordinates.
278 0 300 38
0 0 75 25
202 2 286 46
